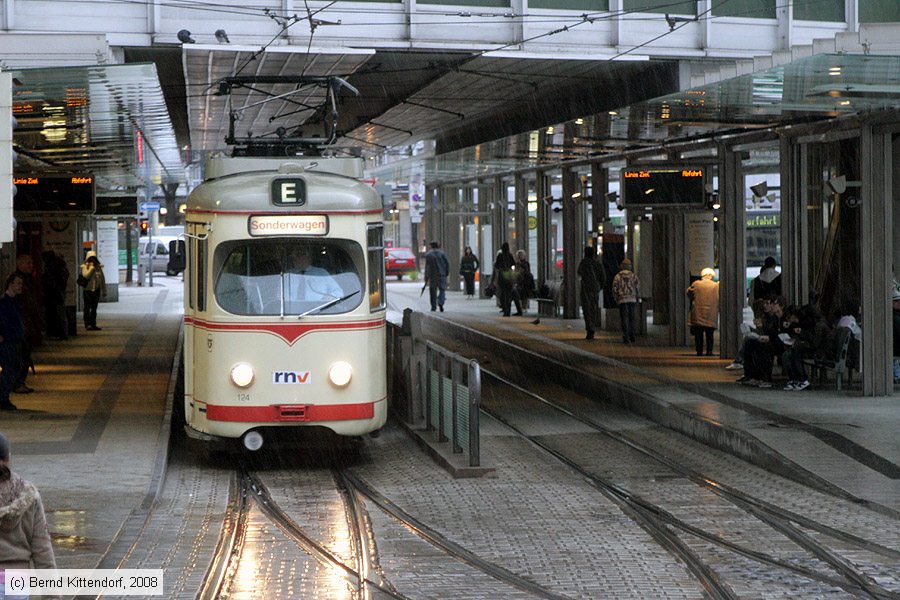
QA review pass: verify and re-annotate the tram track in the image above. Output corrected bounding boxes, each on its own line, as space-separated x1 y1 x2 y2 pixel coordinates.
476 367 900 600
200 463 586 600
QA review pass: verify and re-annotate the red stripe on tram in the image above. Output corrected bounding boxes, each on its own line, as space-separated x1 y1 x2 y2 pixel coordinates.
205 401 377 423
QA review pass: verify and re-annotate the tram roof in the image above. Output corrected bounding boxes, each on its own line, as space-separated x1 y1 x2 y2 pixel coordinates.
186 167 381 214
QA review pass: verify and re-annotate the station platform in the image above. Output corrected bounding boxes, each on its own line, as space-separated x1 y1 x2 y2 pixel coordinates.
385 280 900 514
0 277 183 570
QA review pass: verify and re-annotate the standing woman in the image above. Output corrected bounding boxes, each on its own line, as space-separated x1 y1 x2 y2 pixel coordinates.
459 246 479 299
0 432 57 571
687 267 720 356
80 252 107 331
0 274 25 411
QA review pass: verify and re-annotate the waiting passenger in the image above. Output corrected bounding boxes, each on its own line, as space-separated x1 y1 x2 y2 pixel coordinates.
612 258 640 344
0 432 57 570
780 303 831 391
459 246 479 299
513 250 535 312
493 243 519 317
424 241 450 313
12 253 41 394
739 296 788 388
577 246 604 340
0 274 25 411
725 299 767 371
893 289 900 383
687 268 719 356
749 256 782 304
80 252 107 331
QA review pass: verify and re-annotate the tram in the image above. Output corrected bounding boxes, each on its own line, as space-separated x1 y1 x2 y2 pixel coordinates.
182 156 387 450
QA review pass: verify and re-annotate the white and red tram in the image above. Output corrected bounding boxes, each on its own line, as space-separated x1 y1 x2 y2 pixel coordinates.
182 157 387 450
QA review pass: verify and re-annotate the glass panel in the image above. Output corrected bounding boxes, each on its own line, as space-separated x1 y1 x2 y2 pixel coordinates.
198 239 207 312
418 0 508 6
860 0 900 22
367 223 386 311
530 0 608 8
187 238 194 310
712 0 774 18
794 0 844 21
624 0 695 15
213 239 364 316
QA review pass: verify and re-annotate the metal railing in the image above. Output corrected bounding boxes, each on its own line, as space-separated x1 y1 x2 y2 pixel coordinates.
422 341 481 466
386 312 482 467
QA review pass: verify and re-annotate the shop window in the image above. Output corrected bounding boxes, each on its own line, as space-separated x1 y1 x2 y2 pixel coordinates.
625 0 695 15
712 0 775 18
795 0 844 22
860 0 900 23
530 0 608 9
418 0 509 6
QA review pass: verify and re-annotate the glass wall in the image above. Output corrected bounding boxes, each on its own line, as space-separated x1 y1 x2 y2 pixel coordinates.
624 0 695 14
418 0 509 6
712 0 775 18
860 0 900 22
794 0 844 21
530 0 608 8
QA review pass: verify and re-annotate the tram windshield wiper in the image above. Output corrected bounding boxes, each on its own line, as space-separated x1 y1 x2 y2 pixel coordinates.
297 290 360 318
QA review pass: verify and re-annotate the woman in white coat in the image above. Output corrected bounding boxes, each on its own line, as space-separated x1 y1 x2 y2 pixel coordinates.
687 267 720 356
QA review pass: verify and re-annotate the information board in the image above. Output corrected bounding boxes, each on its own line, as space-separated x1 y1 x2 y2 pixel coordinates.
621 168 705 208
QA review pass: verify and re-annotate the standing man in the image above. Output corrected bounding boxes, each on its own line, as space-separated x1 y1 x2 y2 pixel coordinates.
577 246 605 340
424 241 450 312
0 273 25 410
13 253 42 394
612 258 640 344
493 242 518 317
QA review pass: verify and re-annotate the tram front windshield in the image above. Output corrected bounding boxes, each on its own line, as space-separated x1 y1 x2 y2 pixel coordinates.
214 239 364 316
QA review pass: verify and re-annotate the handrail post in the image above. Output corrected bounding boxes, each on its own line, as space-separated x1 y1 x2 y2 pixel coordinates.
424 345 433 431
451 357 461 453
468 359 481 467
437 352 447 442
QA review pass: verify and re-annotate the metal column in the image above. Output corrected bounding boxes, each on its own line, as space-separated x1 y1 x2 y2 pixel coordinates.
861 122 894 396
719 146 746 358
667 212 690 346
514 175 528 255
782 136 807 305
590 163 608 247
535 170 551 288
561 167 582 319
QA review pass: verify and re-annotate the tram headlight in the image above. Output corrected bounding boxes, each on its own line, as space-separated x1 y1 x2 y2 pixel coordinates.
230 363 255 388
328 361 353 387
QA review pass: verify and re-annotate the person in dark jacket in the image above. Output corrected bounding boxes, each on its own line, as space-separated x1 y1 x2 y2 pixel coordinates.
80 252 107 330
750 256 781 303
740 295 787 388
513 249 534 312
493 242 519 317
0 432 57 569
892 288 900 383
0 274 25 411
459 246 479 298
577 246 605 339
13 253 41 394
424 241 450 312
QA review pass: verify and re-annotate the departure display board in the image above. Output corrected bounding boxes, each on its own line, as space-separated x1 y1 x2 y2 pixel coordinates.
621 168 705 208
14 175 95 214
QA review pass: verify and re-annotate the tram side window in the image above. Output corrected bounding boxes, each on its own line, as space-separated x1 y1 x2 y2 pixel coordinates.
213 239 364 316
197 238 207 312
367 224 385 311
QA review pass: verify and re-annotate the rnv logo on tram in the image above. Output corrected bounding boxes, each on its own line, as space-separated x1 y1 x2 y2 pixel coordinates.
272 370 312 384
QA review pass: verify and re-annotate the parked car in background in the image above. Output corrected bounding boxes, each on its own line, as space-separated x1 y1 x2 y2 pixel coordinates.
139 236 183 275
384 247 418 280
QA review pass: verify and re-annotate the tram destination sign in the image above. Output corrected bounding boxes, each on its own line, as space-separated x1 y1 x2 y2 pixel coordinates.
248 214 328 236
271 178 307 206
621 167 706 208
13 174 95 214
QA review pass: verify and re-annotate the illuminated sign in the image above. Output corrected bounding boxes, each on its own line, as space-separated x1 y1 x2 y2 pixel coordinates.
13 174 95 213
746 212 779 228
271 178 307 206
621 167 706 208
248 214 328 236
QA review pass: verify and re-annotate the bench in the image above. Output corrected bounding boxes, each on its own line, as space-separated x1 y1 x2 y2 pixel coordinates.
535 280 562 318
803 326 852 390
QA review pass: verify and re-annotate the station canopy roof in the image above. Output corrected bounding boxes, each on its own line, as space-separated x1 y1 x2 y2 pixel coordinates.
367 51 900 184
11 62 184 190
